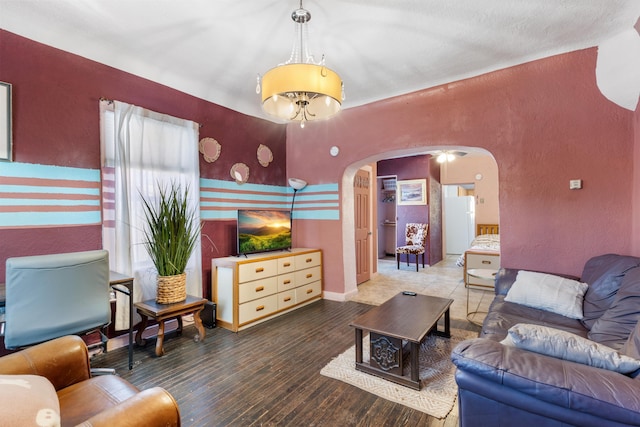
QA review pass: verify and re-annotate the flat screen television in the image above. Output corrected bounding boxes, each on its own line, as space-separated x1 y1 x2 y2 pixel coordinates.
237 209 291 255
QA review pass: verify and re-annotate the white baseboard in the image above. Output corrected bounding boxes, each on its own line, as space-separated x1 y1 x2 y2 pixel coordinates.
323 289 357 302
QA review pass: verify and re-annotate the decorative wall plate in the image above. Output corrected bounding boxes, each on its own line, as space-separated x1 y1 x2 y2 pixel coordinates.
199 137 221 163
257 144 273 167
230 162 250 184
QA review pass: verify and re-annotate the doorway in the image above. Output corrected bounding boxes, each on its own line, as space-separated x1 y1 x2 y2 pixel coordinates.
377 175 397 259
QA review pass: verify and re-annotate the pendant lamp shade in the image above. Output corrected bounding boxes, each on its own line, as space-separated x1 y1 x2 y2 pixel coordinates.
258 2 343 127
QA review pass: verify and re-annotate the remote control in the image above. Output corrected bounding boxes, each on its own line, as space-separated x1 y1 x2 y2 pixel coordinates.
402 291 417 296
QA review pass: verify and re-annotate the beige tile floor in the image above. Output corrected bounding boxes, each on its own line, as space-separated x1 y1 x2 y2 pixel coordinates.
347 255 493 324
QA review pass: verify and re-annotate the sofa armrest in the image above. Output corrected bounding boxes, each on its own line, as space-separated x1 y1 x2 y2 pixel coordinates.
0 335 91 390
494 268 519 295
76 387 181 427
452 338 640 425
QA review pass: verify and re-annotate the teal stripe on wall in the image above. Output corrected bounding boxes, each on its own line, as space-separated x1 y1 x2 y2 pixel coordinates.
0 198 100 206
0 211 102 227
0 165 339 229
1 162 100 181
200 178 339 221
0 162 101 228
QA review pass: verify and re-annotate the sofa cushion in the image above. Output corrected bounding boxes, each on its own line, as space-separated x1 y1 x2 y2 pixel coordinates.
587 266 640 350
0 374 61 427
504 270 588 319
481 296 588 341
501 323 640 374
580 254 640 329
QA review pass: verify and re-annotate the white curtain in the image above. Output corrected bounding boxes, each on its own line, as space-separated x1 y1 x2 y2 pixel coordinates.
101 100 201 330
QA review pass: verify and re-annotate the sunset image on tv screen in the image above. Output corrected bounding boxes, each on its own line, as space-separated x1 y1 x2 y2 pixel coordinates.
238 210 291 254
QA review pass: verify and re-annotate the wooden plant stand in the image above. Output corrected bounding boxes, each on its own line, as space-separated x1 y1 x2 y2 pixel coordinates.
134 295 207 357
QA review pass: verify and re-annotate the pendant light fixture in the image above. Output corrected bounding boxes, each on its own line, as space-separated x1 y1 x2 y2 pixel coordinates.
257 1 344 128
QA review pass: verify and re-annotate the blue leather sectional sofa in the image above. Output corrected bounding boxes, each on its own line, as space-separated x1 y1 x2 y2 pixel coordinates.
452 254 640 427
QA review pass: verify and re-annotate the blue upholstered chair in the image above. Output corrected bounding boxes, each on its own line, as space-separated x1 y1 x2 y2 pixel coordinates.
396 223 428 271
4 250 111 349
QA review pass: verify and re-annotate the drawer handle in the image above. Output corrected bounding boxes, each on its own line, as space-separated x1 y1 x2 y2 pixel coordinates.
283 280 291 285
482 260 492 265
305 258 312 263
255 286 265 292
284 296 292 302
306 273 313 279
256 305 265 312
283 262 291 267
255 267 264 273
306 289 313 294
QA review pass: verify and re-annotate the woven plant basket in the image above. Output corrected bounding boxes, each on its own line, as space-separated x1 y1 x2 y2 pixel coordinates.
156 272 187 304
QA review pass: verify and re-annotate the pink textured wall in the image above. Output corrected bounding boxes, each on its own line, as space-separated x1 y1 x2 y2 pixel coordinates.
634 100 640 255
631 19 640 256
288 48 637 296
0 31 286 296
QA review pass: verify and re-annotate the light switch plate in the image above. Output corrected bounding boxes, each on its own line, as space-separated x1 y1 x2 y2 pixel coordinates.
569 179 582 190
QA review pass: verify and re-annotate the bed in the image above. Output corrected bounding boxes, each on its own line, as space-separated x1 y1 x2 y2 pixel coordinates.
456 224 501 288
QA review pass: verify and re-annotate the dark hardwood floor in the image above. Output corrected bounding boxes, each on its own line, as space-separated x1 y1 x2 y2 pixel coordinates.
91 300 480 426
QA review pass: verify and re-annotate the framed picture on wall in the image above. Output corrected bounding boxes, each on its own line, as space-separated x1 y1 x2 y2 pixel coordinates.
397 179 427 205
0 82 12 162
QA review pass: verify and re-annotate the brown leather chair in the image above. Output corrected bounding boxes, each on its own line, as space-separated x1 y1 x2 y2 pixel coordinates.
0 335 180 426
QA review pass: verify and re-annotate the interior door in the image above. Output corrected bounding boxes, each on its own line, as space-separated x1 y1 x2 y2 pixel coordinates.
354 169 372 284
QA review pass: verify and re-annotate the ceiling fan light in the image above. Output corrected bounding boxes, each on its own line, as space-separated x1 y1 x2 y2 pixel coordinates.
436 152 457 163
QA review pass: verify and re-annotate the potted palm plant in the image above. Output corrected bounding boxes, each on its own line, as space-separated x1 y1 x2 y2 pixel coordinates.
140 181 200 304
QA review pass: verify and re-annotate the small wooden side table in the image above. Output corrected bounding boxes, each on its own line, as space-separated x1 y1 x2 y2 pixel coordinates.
134 295 207 357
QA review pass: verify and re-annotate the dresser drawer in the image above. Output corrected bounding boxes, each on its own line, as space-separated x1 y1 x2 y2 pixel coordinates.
295 266 322 286
277 256 295 275
278 290 297 310
276 273 296 292
238 276 277 303
465 251 500 288
238 259 278 283
296 280 322 303
295 251 321 270
465 251 500 270
239 294 278 324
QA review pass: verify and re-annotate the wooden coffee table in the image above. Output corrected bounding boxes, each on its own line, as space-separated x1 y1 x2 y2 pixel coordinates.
349 292 453 390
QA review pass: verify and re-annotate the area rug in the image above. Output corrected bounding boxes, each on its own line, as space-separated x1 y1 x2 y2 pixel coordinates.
320 328 477 418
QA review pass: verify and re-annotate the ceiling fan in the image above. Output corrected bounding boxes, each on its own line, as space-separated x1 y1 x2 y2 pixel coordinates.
433 150 468 163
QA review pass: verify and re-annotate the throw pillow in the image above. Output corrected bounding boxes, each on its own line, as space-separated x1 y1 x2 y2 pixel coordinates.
588 266 640 350
501 323 640 374
504 270 588 319
0 374 61 427
580 254 640 329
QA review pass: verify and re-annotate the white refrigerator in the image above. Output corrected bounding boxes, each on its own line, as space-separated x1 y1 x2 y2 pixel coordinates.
444 195 475 254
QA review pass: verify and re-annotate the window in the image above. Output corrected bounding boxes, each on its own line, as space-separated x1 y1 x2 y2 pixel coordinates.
101 100 201 330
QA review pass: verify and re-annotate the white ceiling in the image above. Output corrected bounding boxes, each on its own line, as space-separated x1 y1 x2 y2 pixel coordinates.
1 0 639 123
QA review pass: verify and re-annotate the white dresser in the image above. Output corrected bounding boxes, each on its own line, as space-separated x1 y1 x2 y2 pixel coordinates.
212 248 322 332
